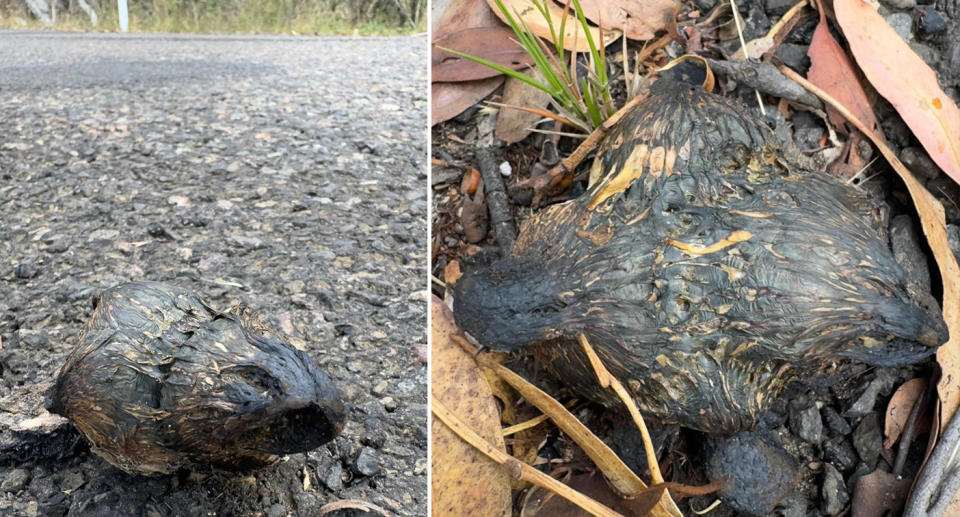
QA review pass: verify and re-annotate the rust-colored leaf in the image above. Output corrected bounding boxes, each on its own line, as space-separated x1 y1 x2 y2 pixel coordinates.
851 469 911 517
522 471 665 517
431 296 512 517
433 27 534 82
433 0 503 40
806 4 878 134
495 70 554 143
432 76 505 126
884 378 931 449
461 167 482 195
486 0 621 52
835 0 960 185
444 260 463 285
575 0 678 41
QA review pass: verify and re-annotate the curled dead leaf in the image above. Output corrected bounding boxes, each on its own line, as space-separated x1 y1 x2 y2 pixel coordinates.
431 296 512 517
884 378 931 449
575 0 678 41
486 0 621 52
851 469 911 517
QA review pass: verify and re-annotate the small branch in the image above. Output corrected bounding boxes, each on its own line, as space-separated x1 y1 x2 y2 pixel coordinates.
706 58 823 109
476 147 517 256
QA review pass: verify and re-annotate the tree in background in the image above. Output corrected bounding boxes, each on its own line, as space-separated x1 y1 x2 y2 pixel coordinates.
3 0 424 32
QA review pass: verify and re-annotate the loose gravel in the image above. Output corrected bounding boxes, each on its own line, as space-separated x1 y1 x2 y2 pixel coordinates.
0 30 427 517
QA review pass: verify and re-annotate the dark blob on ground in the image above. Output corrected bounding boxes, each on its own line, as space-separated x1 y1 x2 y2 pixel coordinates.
48 282 345 475
453 79 948 514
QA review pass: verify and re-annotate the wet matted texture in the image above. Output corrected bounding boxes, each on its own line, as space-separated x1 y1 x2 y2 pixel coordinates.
0 31 427 516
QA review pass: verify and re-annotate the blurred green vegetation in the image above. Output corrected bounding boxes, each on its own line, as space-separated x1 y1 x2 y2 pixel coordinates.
0 0 425 35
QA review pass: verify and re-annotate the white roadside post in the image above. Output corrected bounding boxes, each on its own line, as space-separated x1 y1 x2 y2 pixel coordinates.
118 0 128 32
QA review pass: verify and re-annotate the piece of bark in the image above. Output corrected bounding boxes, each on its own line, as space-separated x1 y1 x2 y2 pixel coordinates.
476 147 516 255
495 71 552 144
706 58 823 109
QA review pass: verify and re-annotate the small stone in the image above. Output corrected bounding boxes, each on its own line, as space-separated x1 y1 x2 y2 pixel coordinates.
885 13 913 41
821 463 849 516
14 261 39 279
166 195 190 207
228 235 266 250
948 225 960 261
824 436 858 472
43 239 69 254
900 146 940 180
293 492 322 516
265 503 286 517
59 471 84 492
881 0 916 8
765 0 797 16
822 406 852 436
226 161 242 173
790 403 823 444
775 43 810 74
705 428 799 515
324 462 343 491
844 372 893 418
382 397 398 412
1 468 30 492
176 247 193 261
372 380 389 396
852 413 883 468
499 161 512 177
914 6 947 37
216 199 234 210
283 280 305 296
355 446 381 477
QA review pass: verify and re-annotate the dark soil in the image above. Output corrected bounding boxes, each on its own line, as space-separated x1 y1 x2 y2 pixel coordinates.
0 31 427 516
431 1 960 516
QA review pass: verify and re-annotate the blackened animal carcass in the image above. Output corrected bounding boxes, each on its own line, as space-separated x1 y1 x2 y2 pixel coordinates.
454 79 947 435
48 282 345 475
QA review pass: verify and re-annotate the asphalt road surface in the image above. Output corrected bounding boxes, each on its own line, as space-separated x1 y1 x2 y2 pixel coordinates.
0 30 427 517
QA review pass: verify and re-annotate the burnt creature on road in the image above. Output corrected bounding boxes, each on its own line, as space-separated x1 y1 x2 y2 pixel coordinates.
454 79 948 512
48 282 346 476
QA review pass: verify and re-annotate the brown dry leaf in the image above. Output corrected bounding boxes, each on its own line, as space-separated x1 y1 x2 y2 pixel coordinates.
835 0 960 184
433 0 503 40
432 76 505 126
444 260 463 285
431 295 512 517
522 471 666 517
486 0 621 52
495 70 554 143
575 0 678 41
778 67 960 433
884 378 931 449
433 27 534 82
461 186 490 243
851 469 912 517
806 4 878 134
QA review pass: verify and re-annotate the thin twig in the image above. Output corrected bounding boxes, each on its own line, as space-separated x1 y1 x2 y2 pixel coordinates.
577 333 664 485
432 398 625 517
894 378 933 477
